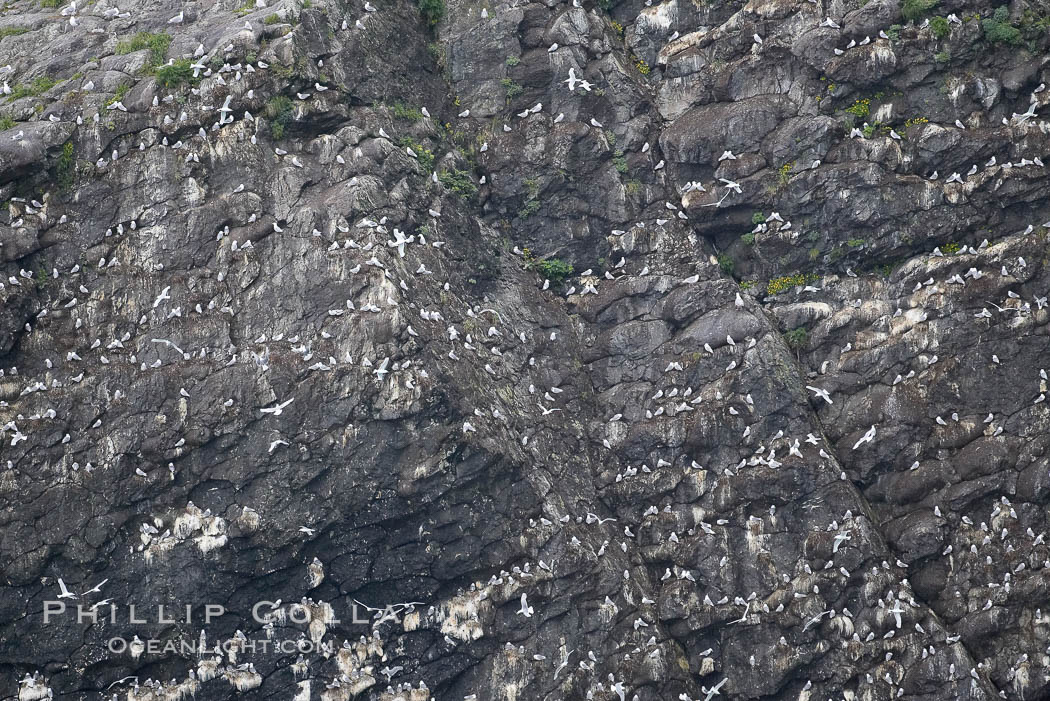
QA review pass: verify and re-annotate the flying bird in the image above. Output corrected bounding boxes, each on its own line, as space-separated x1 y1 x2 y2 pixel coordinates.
261 398 294 416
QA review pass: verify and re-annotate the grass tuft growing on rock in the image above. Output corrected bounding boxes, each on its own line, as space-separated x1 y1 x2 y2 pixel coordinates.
265 95 295 139
9 75 59 100
154 59 196 87
115 32 172 69
105 81 131 106
0 26 29 40
390 102 424 121
523 249 574 282
901 0 938 23
55 141 75 190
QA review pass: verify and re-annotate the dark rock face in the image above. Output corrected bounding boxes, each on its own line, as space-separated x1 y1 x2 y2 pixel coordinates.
0 0 1049 698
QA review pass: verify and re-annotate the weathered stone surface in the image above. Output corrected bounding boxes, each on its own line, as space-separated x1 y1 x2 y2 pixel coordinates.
0 0 1048 698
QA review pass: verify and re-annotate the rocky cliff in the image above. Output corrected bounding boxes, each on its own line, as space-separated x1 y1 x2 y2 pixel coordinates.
1 0 1049 698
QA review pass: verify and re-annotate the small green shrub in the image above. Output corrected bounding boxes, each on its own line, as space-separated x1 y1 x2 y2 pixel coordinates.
983 6 1021 44
845 99 870 118
902 0 938 22
784 327 809 350
427 42 446 66
612 151 628 174
1019 9 1050 31
438 168 478 198
265 95 294 138
106 81 130 106
416 0 444 26
930 16 950 38
263 13 282 24
390 102 423 121
887 24 902 40
397 136 434 171
527 257 573 282
934 50 951 63
767 272 818 296
154 59 196 87
505 56 520 66
500 78 523 99
0 115 15 130
718 254 734 276
115 32 172 69
741 232 756 246
751 212 766 224
519 199 540 219
55 141 74 190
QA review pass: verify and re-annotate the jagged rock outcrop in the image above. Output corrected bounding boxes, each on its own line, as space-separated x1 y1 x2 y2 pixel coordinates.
1 0 1049 698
